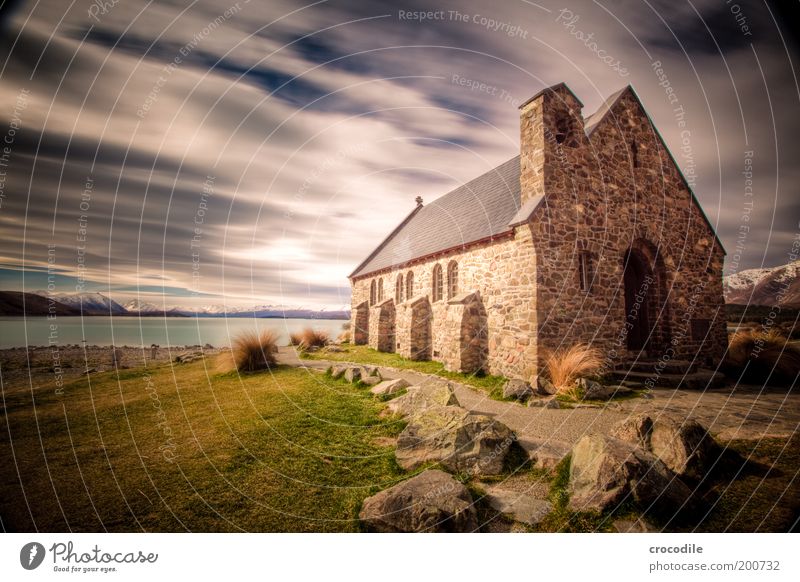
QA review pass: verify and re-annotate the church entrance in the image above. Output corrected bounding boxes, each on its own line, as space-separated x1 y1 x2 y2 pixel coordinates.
623 248 653 351
622 240 669 354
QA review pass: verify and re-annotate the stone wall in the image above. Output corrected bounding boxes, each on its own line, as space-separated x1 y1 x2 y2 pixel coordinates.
352 301 369 345
521 85 726 370
351 228 538 379
368 299 395 352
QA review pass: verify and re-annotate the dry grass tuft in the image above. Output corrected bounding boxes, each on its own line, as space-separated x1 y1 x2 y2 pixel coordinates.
726 329 800 385
290 328 329 351
232 330 279 372
545 343 603 398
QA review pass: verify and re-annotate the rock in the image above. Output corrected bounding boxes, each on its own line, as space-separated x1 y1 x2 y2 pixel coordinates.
385 380 459 417
518 437 571 470
527 396 560 409
359 470 478 533
650 416 720 481
343 367 362 383
359 375 382 387
611 414 720 481
577 378 633 400
533 375 557 395
370 378 410 397
613 518 658 533
503 379 534 401
568 434 693 515
324 345 345 353
483 485 552 526
360 365 380 378
330 365 348 380
610 413 653 449
396 406 515 476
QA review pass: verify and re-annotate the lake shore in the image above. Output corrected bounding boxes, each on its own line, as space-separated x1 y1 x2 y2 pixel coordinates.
0 344 229 386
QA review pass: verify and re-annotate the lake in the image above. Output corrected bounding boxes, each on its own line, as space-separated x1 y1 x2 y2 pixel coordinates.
0 316 349 349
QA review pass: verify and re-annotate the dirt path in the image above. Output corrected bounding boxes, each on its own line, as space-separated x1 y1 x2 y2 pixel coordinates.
277 347 799 444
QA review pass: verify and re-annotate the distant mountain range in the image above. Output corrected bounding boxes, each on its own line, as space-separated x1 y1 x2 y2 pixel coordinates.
3 259 792 318
0 291 350 319
723 260 800 308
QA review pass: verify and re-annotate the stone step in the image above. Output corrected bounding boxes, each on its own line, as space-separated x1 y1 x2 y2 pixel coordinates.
616 359 698 375
609 369 726 390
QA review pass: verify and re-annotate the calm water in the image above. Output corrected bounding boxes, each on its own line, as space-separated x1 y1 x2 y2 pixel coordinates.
0 317 348 349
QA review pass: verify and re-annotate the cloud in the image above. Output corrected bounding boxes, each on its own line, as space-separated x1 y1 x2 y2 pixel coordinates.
0 0 797 308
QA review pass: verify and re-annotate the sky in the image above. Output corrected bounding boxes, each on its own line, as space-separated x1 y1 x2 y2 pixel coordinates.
0 0 797 310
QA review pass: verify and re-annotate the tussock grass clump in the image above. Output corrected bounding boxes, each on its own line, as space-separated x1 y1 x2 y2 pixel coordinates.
545 343 603 399
232 330 279 372
290 328 329 351
725 329 800 385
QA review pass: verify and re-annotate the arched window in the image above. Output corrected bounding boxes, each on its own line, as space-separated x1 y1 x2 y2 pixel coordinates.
369 280 376 305
447 261 458 299
406 271 414 300
396 274 404 303
377 278 384 302
432 264 443 302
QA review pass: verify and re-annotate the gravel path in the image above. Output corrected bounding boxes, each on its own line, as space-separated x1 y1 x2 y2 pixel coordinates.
278 347 800 444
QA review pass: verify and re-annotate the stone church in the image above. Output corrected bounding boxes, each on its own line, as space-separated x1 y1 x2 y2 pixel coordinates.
348 83 727 381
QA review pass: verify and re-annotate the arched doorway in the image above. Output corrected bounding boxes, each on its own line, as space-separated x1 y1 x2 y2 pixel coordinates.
622 240 670 354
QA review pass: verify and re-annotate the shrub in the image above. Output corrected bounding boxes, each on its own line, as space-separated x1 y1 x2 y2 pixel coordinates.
725 329 800 385
288 332 303 347
232 330 279 372
337 330 350 344
545 343 603 399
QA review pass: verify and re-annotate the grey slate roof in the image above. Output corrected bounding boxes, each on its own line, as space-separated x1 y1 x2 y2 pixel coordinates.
349 156 522 278
351 83 723 278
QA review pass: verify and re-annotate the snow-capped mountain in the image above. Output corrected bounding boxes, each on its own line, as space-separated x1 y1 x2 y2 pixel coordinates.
122 299 164 313
26 291 351 319
36 291 128 314
724 260 800 307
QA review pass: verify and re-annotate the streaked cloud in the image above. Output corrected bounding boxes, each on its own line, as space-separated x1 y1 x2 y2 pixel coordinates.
0 0 796 308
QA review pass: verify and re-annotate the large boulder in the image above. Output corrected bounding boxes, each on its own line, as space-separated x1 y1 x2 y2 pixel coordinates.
650 417 720 481
385 380 458 417
502 379 534 401
395 406 514 476
359 470 478 532
610 413 653 449
370 378 410 397
568 434 693 515
611 414 720 480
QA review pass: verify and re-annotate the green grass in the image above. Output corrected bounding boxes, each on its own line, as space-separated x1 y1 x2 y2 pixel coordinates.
0 358 405 532
305 345 509 399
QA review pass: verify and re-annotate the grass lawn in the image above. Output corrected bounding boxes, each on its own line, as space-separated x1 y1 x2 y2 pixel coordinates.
0 358 405 532
304 344 509 399
2 352 795 533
